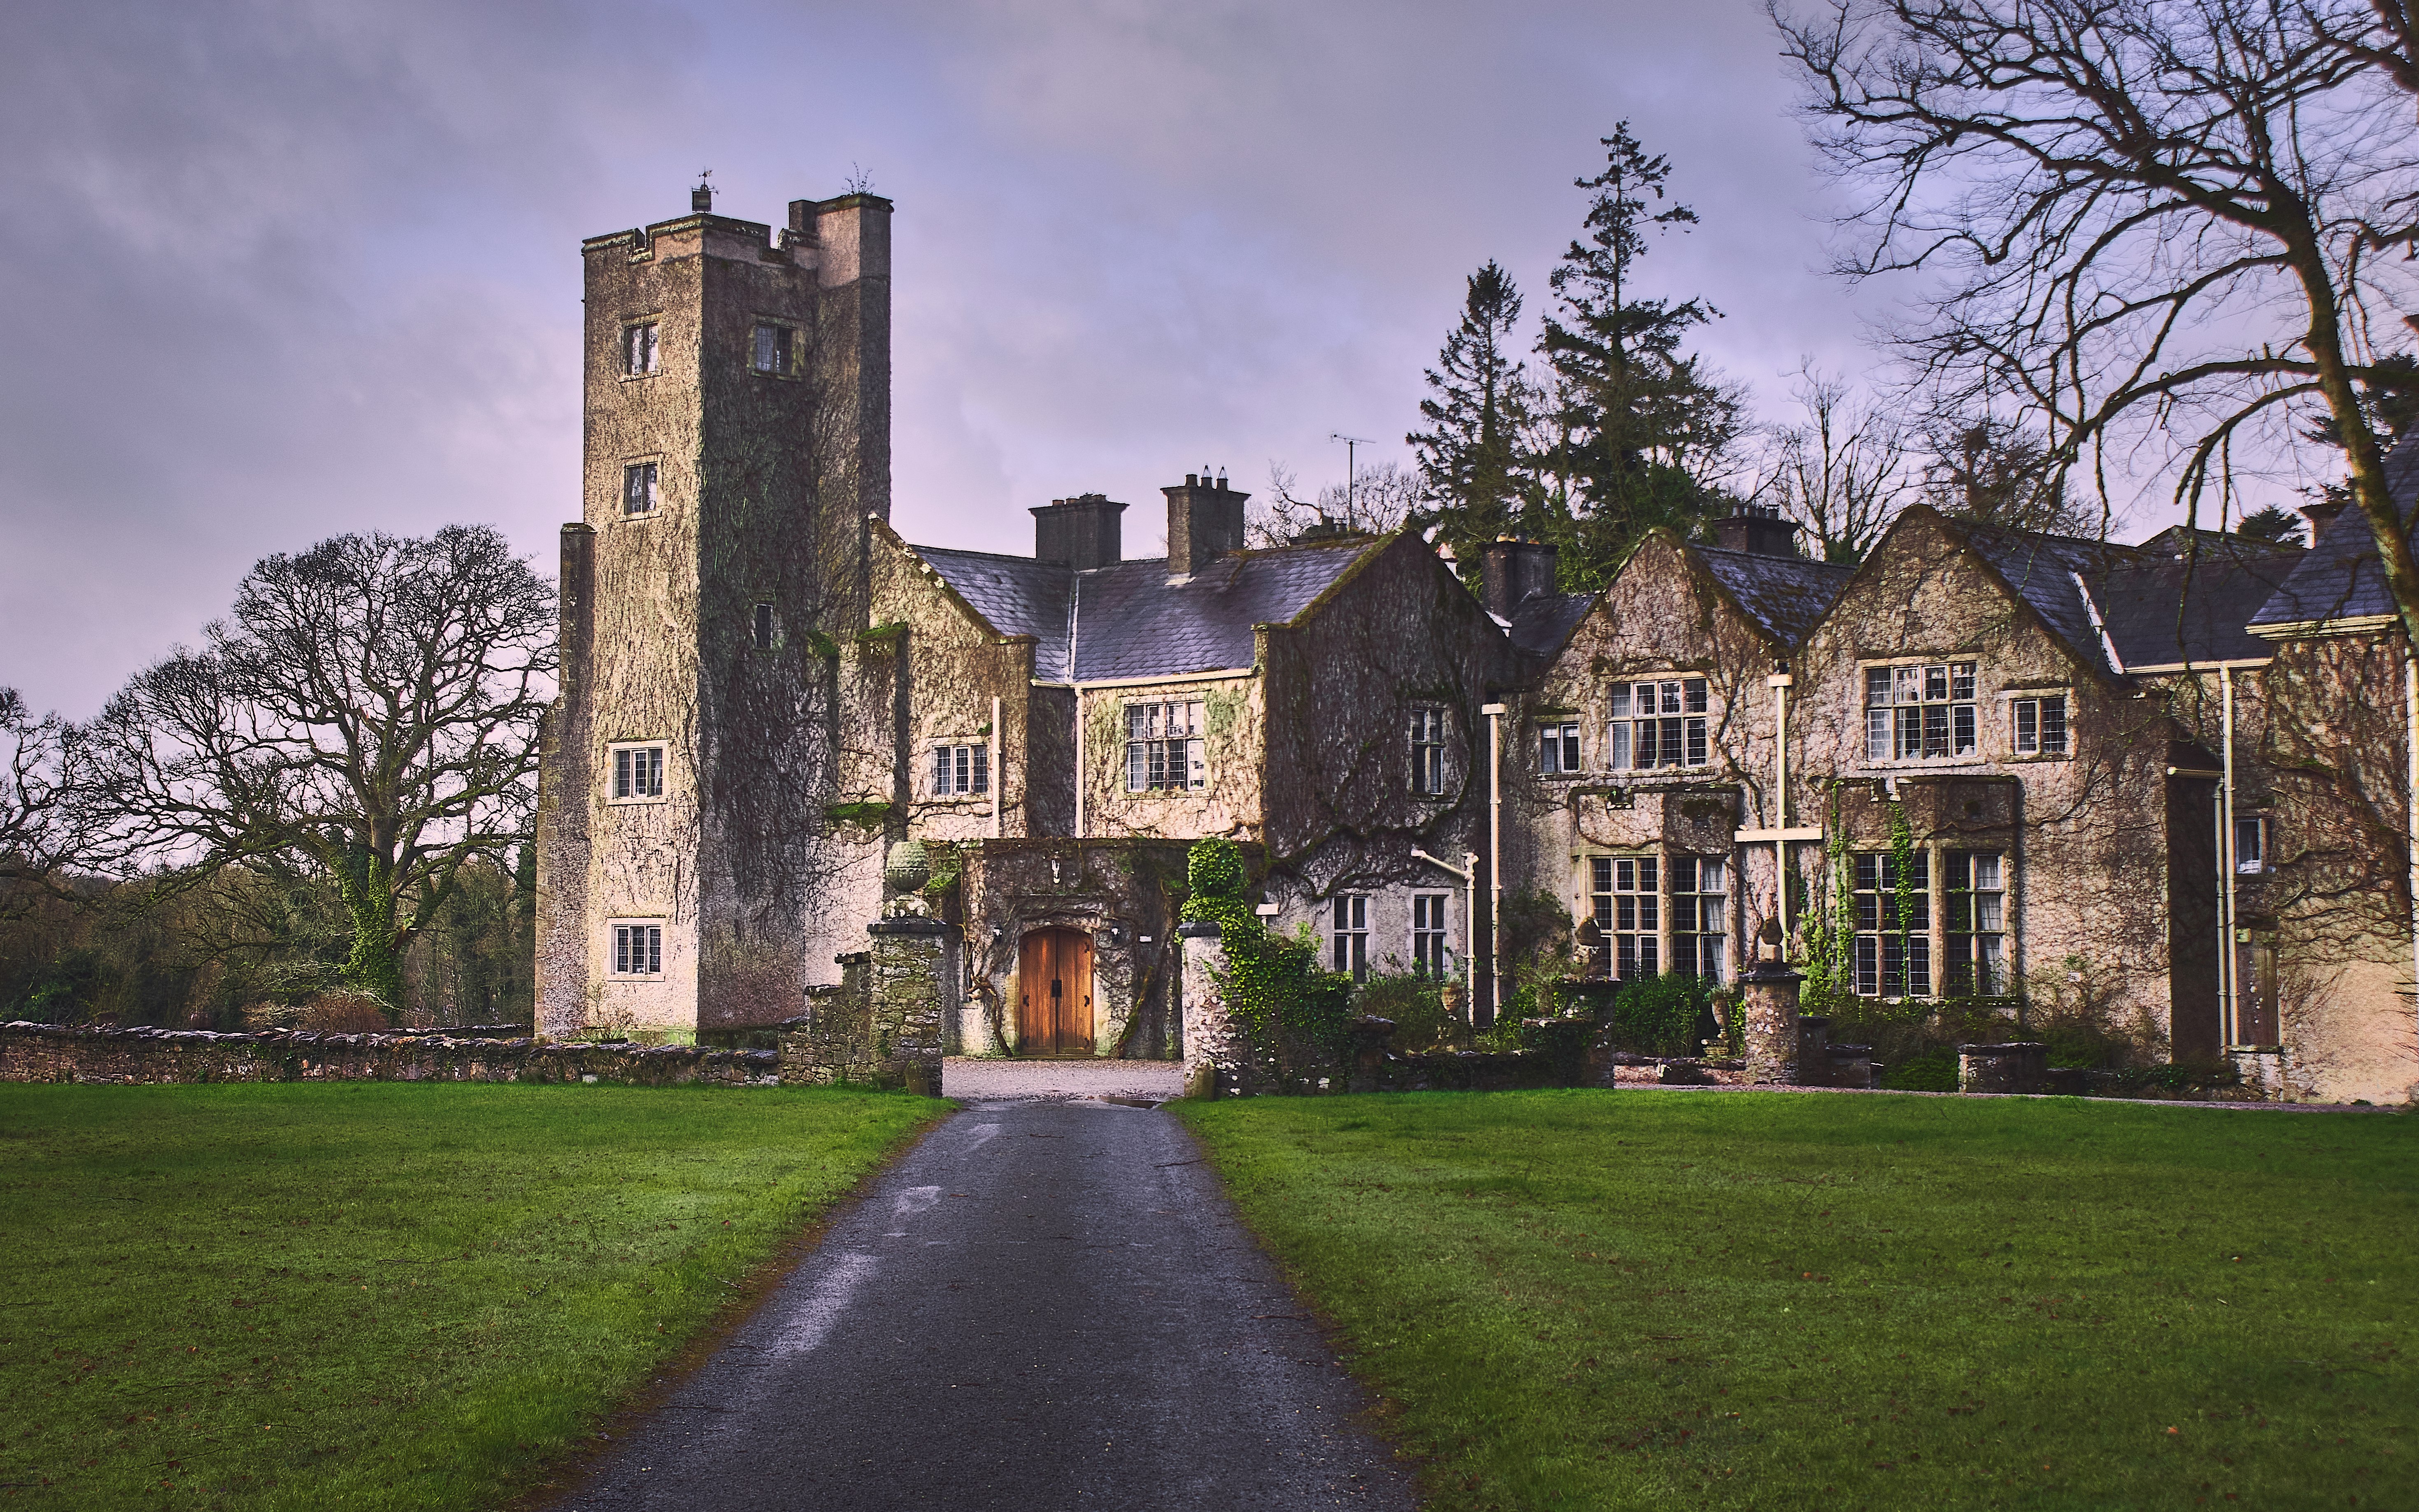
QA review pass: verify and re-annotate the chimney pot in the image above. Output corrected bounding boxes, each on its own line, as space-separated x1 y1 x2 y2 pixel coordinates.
2300 496 2347 544
1479 540 1559 617
1166 473 1250 575
1713 509 1803 558
1032 493 1127 572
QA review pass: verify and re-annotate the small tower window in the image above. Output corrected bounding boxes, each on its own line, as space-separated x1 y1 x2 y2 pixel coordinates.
610 922 663 977
625 322 659 375
752 603 776 650
933 744 990 796
623 462 659 516
751 322 795 376
609 743 665 801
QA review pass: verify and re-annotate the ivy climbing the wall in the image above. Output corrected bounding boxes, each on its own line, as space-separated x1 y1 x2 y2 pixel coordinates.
1181 837 1354 1083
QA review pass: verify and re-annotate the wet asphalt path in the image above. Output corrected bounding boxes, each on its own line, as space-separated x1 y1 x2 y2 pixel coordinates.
556 1099 1418 1511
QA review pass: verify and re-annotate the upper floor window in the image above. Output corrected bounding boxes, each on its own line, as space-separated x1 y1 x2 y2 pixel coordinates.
1332 894 1370 982
1865 662 1977 762
623 461 660 516
2234 814 2269 875
2012 695 2068 756
933 743 990 797
1670 855 1727 982
1412 893 1451 977
1539 721 1582 774
751 321 797 376
1944 851 2006 995
1126 700 1205 792
1610 678 1709 770
1589 856 1659 980
609 742 665 802
1410 708 1447 796
1852 851 1931 997
624 321 659 375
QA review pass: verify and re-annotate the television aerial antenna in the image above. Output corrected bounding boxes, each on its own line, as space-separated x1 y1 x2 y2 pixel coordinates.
1330 433 1375 521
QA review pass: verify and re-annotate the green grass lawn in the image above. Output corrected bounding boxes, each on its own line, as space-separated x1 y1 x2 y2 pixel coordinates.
1177 1090 2416 1511
0 1082 943 1510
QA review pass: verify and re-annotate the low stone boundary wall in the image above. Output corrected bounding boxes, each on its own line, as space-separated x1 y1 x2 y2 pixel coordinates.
0 1022 778 1088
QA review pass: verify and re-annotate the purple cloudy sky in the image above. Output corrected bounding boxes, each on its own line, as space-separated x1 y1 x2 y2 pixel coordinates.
0 0 2083 717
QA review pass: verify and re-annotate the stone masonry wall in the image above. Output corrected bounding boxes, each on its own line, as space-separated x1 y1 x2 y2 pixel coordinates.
0 1022 779 1087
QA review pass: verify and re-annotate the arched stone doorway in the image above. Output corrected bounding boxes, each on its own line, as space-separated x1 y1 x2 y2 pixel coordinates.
1016 928 1095 1056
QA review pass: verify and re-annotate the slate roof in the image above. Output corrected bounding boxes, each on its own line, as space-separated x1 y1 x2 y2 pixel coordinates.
2091 543 2304 669
2246 439 2419 628
1954 522 2145 678
1691 546 1854 648
910 538 1379 682
1507 592 1593 660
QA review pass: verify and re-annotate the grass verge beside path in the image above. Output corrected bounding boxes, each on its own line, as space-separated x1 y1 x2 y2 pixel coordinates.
1177 1090 2416 1511
0 1082 944 1510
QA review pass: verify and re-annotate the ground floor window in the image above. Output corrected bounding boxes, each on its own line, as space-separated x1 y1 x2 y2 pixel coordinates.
1590 856 1660 980
1412 893 1451 977
610 921 663 977
1943 850 2006 995
1852 852 1930 998
1670 855 1727 982
1332 893 1369 981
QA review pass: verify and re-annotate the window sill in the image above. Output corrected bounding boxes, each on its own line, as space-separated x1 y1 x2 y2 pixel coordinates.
619 372 659 383
605 796 668 806
607 975 667 984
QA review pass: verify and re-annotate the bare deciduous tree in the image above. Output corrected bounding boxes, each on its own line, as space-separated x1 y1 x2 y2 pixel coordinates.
1250 461 1434 547
1773 0 2419 639
77 526 556 1015
0 688 80 914
1756 363 1918 562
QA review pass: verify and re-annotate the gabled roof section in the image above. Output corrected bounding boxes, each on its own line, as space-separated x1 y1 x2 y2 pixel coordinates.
1689 545 1854 649
911 547 1077 679
1068 540 1375 680
2246 437 2419 631
902 535 1380 683
2092 542 2303 668
1507 592 1594 660
1949 519 2145 678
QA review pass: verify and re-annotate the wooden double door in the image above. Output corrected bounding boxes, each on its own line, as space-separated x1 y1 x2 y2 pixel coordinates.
1016 928 1095 1056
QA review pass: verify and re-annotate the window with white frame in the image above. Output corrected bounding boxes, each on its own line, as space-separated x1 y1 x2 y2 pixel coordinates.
610 921 663 977
623 461 660 517
1332 894 1369 981
2234 814 2269 874
751 321 796 376
1852 851 1931 997
1412 893 1451 977
1410 708 1447 796
1125 700 1205 791
1943 851 2005 995
609 743 665 802
932 743 990 797
1590 856 1660 980
1865 663 1977 761
1609 677 1710 770
1538 720 1582 774
624 321 659 376
1669 855 1727 982
2012 694 2069 756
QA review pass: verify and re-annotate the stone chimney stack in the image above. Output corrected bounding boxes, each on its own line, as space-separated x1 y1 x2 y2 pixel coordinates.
1713 506 1802 558
1478 538 1559 616
2300 496 2346 545
1031 493 1127 571
1165 472 1249 576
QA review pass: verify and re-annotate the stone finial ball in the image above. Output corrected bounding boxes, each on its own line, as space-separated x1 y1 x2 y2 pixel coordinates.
883 840 931 895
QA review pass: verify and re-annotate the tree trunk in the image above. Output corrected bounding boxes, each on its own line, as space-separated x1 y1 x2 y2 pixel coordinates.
337 847 407 1019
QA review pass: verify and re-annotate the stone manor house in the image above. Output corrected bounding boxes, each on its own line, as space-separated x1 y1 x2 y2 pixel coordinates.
534 187 2418 1104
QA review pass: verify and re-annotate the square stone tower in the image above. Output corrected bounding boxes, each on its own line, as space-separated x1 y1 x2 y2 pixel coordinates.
536 186 893 1039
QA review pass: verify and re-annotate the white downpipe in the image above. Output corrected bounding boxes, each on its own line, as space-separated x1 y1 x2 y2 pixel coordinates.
1771 670 1793 942
2406 652 2419 1035
1070 578 1084 841
1412 847 1482 1009
1483 702 1507 1025
990 694 1003 840
2219 666 2238 1047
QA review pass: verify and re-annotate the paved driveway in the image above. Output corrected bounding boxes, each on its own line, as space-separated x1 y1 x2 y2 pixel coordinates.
554 1096 1415 1511
940 1056 1189 1103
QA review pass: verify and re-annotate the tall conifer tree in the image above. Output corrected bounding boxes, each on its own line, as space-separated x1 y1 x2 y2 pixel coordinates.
1408 261 1537 584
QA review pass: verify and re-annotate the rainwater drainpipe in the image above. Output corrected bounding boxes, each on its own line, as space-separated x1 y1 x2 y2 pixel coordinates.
990 694 1003 840
1771 667 1793 940
2219 667 2238 1046
1412 847 1481 1014
1070 579 1084 841
2406 651 2419 1039
1483 702 1508 1026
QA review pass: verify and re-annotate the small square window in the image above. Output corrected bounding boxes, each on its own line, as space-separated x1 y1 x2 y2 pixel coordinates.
609 743 665 802
1539 721 1582 774
751 321 795 376
610 921 663 977
625 321 659 376
623 461 660 517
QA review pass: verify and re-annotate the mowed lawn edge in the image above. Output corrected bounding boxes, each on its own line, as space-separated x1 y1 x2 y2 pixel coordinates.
1176 1089 2416 1512
0 1082 949 1511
